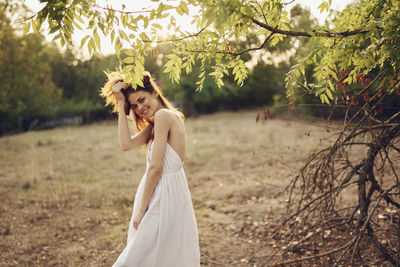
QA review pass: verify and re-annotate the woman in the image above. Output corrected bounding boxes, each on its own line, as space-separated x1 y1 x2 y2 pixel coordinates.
100 70 200 267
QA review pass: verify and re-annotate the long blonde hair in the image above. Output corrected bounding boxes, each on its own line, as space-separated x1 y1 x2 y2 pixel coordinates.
100 70 184 136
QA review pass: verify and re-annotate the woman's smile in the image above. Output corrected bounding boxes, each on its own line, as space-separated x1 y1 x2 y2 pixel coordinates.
127 90 163 119
140 107 149 117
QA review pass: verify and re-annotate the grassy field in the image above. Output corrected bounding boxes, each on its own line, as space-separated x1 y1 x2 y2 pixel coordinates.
0 110 340 266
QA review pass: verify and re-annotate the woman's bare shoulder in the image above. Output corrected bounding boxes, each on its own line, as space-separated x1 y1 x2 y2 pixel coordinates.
154 108 173 120
154 108 182 122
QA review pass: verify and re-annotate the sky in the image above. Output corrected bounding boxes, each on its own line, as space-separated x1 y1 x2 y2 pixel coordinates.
25 0 355 58
286 0 354 24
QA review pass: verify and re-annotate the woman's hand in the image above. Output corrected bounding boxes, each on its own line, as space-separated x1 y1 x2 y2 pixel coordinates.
133 209 146 230
112 81 128 102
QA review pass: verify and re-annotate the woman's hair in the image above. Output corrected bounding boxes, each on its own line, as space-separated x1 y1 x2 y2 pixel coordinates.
100 69 184 134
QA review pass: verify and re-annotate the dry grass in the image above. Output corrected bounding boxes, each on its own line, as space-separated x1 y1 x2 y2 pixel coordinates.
0 110 338 266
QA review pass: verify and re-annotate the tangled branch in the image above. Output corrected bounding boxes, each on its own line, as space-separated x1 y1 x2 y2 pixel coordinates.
271 81 400 265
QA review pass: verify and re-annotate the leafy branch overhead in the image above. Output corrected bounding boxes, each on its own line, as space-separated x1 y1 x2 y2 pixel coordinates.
28 0 400 102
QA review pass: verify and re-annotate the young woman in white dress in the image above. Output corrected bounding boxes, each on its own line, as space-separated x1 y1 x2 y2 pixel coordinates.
100 71 200 267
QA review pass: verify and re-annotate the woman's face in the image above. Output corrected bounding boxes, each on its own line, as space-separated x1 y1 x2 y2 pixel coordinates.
127 90 160 118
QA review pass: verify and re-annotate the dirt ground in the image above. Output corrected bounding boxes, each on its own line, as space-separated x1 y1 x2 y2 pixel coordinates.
0 111 359 266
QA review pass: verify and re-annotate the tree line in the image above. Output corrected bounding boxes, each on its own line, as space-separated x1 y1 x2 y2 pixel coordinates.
0 5 119 134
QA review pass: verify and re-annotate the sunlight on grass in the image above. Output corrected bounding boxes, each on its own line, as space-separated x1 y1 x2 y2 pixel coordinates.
0 111 344 265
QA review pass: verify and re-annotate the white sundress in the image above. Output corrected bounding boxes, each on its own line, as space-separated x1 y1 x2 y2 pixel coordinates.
112 140 200 267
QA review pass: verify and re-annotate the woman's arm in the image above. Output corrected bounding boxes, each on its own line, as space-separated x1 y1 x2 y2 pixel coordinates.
133 109 170 229
112 81 150 151
117 101 151 151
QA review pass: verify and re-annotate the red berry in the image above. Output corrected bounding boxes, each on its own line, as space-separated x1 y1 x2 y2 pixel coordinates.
363 93 370 102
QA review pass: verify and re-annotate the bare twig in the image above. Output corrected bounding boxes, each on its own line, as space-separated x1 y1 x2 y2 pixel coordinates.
142 27 206 44
255 1 268 25
269 241 354 267
385 110 400 124
281 88 400 265
91 3 153 14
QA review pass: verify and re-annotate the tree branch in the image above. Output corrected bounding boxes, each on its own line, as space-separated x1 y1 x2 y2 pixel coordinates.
255 1 268 25
392 145 400 153
385 110 400 124
235 30 275 56
90 3 152 14
269 241 355 267
142 27 206 44
90 3 370 40
283 0 296 5
185 30 276 57
249 17 369 38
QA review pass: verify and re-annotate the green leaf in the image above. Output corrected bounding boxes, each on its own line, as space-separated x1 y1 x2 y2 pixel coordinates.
160 4 174 12
135 75 145 88
326 88 334 100
152 23 163 30
121 14 128 27
88 17 95 29
122 64 134 73
317 2 329 13
300 64 305 77
320 93 327 104
74 12 84 24
80 35 90 48
124 49 135 56
59 35 66 47
157 13 169 19
111 29 115 42
242 5 255 17
140 32 149 41
143 17 149 29
164 65 174 73
71 18 83 31
124 73 133 84
32 19 39 34
53 33 62 40
133 64 145 75
93 30 100 49
316 87 325 95
328 79 335 92
179 1 189 15
115 37 122 58
123 57 134 64
88 37 95 53
320 94 330 104
23 22 30 34
176 6 184 16
122 30 130 42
